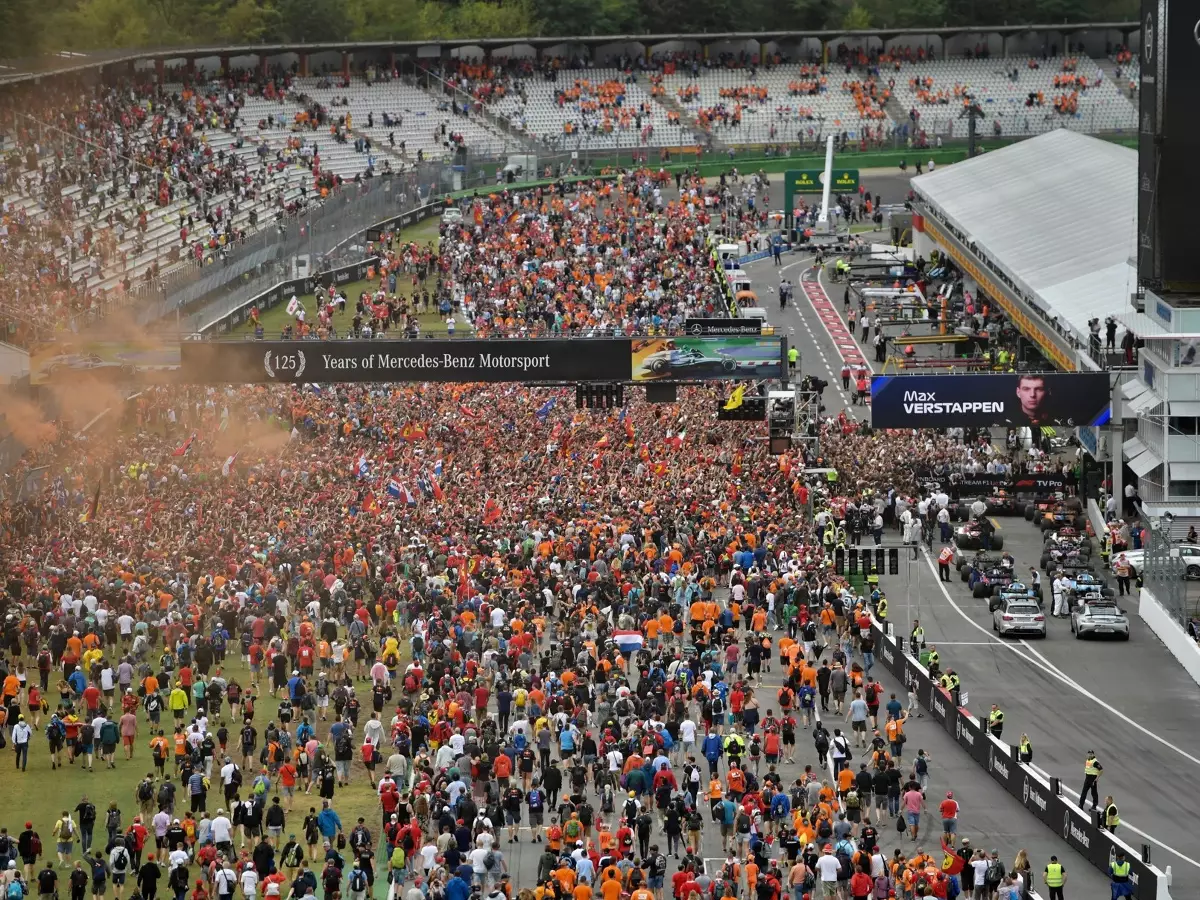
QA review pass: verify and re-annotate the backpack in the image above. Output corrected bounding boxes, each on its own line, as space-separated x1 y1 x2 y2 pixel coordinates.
7 881 23 900
349 870 367 893
106 809 121 829
865 684 877 704
29 834 41 857
985 860 1005 884
483 850 497 871
138 781 154 802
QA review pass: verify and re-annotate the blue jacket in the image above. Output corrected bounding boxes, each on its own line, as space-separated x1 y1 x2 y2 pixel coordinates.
770 793 791 819
445 876 471 900
316 808 342 838
702 733 723 762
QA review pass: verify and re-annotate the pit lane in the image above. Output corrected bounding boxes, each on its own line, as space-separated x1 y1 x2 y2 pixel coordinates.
869 515 1200 891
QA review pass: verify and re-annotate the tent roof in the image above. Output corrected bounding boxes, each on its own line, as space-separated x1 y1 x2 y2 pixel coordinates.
912 130 1137 346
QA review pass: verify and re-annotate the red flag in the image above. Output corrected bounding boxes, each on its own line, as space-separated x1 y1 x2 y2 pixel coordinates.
173 432 197 457
939 839 965 876
431 478 444 502
595 434 610 450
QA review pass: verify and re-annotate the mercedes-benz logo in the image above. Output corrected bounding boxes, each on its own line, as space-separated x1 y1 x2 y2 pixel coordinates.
688 323 704 335
956 717 962 739
1063 812 1071 840
1023 777 1030 804
1194 17 1200 48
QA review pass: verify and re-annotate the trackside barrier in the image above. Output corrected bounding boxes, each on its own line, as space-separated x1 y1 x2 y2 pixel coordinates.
869 617 1173 900
199 256 382 335
202 174 627 335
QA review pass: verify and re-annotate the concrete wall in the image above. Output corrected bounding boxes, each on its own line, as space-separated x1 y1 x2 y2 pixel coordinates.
1138 586 1200 688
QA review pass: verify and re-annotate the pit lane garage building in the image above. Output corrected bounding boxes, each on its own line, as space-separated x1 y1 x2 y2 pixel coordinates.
909 129 1136 375
910 129 1200 519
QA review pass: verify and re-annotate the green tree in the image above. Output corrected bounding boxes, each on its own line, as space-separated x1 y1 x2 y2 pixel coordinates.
60 0 155 49
271 0 351 42
841 2 872 29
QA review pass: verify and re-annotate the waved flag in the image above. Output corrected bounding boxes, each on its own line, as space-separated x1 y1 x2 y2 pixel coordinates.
612 630 645 654
172 432 197 457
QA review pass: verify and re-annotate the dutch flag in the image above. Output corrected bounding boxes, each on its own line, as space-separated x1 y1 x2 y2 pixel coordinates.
612 630 645 654
433 458 444 477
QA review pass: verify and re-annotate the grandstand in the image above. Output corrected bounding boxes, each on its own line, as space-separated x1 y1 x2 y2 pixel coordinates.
491 67 695 151
894 55 1137 138
0 28 1145 351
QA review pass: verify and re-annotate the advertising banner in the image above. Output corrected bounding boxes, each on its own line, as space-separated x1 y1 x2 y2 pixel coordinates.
684 318 764 336
870 373 1111 429
868 618 1162 898
920 472 1068 495
631 337 785 383
182 339 633 385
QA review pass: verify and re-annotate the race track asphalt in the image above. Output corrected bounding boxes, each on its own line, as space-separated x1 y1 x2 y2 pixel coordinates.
864 517 1200 895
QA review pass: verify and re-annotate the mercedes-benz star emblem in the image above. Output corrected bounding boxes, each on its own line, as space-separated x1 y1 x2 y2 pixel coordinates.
1063 812 1071 840
1023 777 1030 804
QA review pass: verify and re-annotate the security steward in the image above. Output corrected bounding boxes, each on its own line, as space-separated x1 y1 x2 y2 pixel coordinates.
1109 850 1133 899
1081 751 1103 810
926 646 941 678
909 620 926 656
1018 734 1034 763
937 545 954 581
788 346 799 373
875 594 888 626
1043 856 1067 900
987 704 1005 739
939 669 961 706
1102 795 1120 834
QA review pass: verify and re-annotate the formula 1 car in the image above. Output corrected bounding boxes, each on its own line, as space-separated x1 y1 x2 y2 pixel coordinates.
983 490 1022 516
1065 571 1115 601
955 547 1007 575
1041 528 1093 572
970 564 1016 598
1036 506 1082 531
987 581 1041 612
953 521 1004 552
638 346 738 378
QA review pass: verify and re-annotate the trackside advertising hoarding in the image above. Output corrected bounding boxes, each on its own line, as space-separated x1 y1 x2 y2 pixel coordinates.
868 617 1168 899
870 373 1111 429
180 337 786 385
183 340 631 384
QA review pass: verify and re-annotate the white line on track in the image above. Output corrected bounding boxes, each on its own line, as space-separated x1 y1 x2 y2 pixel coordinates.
915 545 1200 767
914 545 1200 870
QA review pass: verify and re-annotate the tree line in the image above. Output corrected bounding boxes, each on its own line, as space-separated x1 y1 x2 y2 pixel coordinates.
0 0 1138 63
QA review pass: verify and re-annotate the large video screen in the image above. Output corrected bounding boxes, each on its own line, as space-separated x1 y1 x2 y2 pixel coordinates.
870 372 1111 428
180 337 786 385
630 337 784 383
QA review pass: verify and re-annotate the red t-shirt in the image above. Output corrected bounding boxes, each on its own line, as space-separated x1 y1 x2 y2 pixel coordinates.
939 799 959 819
